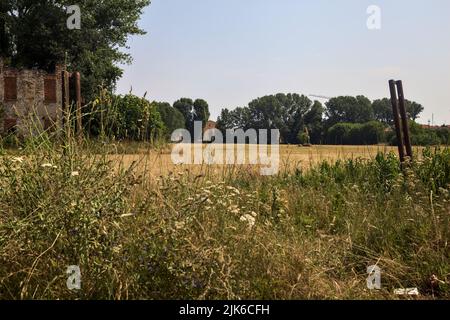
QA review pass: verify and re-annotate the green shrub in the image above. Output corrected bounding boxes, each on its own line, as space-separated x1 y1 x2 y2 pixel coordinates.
326 121 386 145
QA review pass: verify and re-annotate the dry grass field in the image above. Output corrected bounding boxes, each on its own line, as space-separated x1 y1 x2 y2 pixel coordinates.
1 139 448 299
109 144 420 177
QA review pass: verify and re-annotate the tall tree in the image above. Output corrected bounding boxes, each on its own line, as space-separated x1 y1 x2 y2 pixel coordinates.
0 2 10 57
1 0 150 101
218 93 322 144
173 98 195 133
217 107 251 132
153 101 185 137
372 98 424 123
193 99 210 128
372 98 393 124
173 98 210 140
407 101 424 121
325 95 374 126
304 100 324 144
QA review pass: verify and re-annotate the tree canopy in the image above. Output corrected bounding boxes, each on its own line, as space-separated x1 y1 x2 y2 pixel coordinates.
325 96 374 126
173 98 210 139
217 93 324 144
0 0 150 101
153 102 185 138
372 98 425 124
216 93 432 146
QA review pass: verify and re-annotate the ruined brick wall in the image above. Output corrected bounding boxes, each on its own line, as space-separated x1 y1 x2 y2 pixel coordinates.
0 57 64 136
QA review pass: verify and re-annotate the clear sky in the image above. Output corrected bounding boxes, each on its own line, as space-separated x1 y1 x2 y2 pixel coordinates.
116 0 450 125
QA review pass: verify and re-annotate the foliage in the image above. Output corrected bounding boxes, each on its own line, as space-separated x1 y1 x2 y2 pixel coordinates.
0 0 150 101
389 121 449 147
218 94 323 144
297 131 310 145
217 93 427 146
326 121 386 145
372 98 424 124
173 98 210 140
153 102 185 138
86 92 164 142
325 95 374 126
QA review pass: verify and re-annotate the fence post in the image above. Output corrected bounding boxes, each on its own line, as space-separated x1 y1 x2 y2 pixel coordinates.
74 72 82 140
389 80 405 163
396 80 413 160
61 70 70 141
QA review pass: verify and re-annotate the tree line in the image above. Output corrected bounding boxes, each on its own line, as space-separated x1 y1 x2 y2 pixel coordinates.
217 93 449 146
85 91 211 143
86 91 448 147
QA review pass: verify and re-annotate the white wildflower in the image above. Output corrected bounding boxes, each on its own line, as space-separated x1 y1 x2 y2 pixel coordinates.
175 221 185 230
226 186 240 194
120 213 134 218
71 171 80 177
41 163 58 169
240 214 256 229
113 245 122 254
12 157 24 163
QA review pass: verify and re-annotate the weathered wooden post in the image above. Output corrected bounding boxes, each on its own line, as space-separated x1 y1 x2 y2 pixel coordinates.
61 70 71 141
74 71 82 140
389 80 406 163
396 80 413 160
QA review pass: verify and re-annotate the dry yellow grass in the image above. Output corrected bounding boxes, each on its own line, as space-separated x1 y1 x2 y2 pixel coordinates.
110 144 422 177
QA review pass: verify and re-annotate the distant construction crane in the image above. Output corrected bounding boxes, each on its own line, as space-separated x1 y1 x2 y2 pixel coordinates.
308 94 333 101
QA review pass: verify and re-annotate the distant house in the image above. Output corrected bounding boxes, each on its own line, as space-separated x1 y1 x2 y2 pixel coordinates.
419 124 449 130
203 120 217 142
0 57 65 136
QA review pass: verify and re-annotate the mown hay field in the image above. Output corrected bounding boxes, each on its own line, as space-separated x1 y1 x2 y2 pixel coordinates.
110 144 418 177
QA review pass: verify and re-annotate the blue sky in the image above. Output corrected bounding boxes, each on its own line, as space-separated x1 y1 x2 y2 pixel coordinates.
117 0 450 125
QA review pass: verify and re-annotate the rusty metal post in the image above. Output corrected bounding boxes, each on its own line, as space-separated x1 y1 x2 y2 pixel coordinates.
74 72 82 139
61 70 70 141
389 80 405 163
396 80 413 160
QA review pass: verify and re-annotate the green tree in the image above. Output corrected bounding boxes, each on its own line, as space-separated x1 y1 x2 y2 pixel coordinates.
173 98 194 133
304 100 324 144
1 0 150 101
173 98 210 141
372 98 393 124
247 93 318 144
360 121 386 144
407 101 424 121
325 96 374 126
218 94 323 144
0 2 10 57
193 99 210 129
217 107 251 132
153 102 185 138
326 121 385 145
372 98 424 124
112 94 163 141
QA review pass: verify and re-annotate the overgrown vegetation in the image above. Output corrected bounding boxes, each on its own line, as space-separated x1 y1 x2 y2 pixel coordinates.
0 132 448 299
